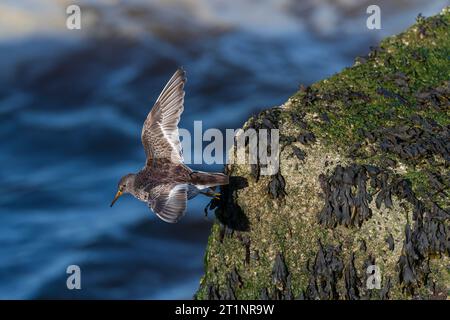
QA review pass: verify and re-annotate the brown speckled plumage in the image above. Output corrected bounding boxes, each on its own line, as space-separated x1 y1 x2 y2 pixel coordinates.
111 68 229 223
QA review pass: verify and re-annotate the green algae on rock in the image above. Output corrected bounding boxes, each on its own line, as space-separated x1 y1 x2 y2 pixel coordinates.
196 8 450 300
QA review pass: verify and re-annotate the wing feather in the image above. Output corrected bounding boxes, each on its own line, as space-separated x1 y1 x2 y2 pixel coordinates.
141 68 186 165
148 184 188 223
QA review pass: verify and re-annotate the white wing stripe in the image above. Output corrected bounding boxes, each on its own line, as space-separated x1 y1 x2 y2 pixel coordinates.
153 184 188 223
141 68 186 164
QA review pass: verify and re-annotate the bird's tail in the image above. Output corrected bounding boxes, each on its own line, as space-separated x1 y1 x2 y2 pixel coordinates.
190 171 229 188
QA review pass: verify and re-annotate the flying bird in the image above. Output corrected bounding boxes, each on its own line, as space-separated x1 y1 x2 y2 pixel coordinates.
110 68 229 223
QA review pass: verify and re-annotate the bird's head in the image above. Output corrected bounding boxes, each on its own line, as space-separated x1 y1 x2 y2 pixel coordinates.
110 173 136 207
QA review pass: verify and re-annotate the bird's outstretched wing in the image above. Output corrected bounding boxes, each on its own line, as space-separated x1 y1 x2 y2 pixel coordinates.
147 184 188 223
141 68 186 166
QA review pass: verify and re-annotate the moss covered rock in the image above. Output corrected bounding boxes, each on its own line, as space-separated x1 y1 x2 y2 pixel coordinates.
196 8 450 300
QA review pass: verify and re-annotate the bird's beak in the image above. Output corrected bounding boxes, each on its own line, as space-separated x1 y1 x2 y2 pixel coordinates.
110 190 123 207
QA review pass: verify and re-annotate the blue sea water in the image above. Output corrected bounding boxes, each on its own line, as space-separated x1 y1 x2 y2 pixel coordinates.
0 0 445 299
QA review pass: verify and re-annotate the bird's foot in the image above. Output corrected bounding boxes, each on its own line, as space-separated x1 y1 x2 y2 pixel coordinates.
200 191 221 200
211 192 221 200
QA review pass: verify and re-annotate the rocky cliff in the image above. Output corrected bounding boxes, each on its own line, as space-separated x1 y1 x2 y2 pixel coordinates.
196 8 450 300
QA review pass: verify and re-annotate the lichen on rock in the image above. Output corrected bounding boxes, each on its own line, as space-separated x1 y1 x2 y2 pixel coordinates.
196 8 450 300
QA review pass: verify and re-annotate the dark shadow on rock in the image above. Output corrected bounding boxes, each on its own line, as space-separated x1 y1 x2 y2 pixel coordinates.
205 176 250 232
228 176 249 190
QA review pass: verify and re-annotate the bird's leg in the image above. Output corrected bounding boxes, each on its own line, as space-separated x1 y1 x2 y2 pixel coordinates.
200 189 221 200
208 187 220 197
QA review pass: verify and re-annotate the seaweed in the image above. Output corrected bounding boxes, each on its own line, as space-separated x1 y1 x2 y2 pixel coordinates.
359 239 367 252
317 160 448 293
206 284 220 300
398 201 450 294
272 253 289 288
376 87 408 105
292 146 306 161
386 233 395 251
373 115 450 164
379 277 392 300
229 268 243 289
268 172 287 199
260 288 270 300
318 164 373 228
304 241 344 299
297 132 316 145
244 108 283 182
344 253 361 300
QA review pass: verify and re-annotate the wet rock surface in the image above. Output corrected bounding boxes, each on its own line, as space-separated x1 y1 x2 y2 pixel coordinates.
197 9 450 300
318 162 449 294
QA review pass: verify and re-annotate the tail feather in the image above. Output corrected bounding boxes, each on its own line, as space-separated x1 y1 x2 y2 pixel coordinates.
190 171 229 188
